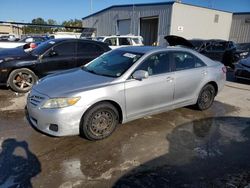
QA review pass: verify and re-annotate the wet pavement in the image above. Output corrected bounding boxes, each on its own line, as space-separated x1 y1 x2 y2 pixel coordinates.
0 81 250 188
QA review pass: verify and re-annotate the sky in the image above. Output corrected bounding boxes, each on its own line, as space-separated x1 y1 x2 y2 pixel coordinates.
0 0 250 23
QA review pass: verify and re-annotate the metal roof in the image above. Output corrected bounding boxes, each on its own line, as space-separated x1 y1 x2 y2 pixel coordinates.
82 1 175 20
82 1 233 20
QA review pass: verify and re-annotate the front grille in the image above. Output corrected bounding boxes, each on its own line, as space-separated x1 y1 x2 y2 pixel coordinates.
29 94 45 106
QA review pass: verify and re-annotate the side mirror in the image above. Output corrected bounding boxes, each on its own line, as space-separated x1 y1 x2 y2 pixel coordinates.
132 70 149 80
49 50 58 57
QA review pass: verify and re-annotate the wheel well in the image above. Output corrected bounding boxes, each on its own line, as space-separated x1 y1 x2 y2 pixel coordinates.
84 100 123 123
206 81 218 96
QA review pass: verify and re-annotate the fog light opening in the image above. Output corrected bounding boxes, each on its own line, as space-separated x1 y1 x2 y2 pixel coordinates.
49 124 58 132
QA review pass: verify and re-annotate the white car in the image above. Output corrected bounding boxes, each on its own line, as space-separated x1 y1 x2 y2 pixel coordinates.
95 35 144 49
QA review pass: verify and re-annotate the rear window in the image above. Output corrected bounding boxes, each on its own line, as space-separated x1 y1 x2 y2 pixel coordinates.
119 38 132 45
131 38 141 44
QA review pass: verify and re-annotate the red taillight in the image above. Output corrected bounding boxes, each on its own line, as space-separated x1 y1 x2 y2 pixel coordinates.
222 66 227 74
30 43 37 49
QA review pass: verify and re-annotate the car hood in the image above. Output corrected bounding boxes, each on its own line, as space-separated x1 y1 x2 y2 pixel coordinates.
0 47 34 61
33 68 116 98
164 35 195 48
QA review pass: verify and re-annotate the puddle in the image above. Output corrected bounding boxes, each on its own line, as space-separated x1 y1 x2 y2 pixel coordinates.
114 116 250 187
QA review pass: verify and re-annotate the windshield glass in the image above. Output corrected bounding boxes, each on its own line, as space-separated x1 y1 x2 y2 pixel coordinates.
31 40 55 56
84 50 143 77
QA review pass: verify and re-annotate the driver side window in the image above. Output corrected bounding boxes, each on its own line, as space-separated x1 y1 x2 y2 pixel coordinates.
49 42 76 56
136 52 171 76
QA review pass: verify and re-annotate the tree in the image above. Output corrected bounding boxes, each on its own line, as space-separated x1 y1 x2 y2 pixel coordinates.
47 19 57 26
22 18 82 34
62 19 82 32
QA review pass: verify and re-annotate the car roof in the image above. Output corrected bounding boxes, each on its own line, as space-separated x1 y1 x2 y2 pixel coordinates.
100 35 142 38
48 38 109 45
117 46 165 54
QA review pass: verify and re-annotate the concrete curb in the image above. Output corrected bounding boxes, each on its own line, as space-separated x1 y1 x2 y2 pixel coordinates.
225 81 250 91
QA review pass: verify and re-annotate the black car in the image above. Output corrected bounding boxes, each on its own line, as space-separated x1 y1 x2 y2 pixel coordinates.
0 38 110 92
234 56 250 81
165 35 249 69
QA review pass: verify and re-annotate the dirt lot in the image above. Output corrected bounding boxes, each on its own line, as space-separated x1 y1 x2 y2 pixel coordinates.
0 73 249 188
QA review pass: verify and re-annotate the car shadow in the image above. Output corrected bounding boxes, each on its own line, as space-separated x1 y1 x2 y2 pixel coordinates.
113 116 250 187
0 85 9 91
0 138 41 188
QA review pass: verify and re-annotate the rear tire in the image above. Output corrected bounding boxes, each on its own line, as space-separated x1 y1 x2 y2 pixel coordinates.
80 102 119 141
8 68 37 93
196 84 216 111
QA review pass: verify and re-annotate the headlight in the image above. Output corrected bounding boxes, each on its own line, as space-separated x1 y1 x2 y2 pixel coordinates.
240 52 249 56
42 97 81 109
0 59 3 63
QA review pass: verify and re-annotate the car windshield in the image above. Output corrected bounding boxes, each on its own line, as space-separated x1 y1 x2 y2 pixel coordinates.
31 40 55 56
83 50 143 78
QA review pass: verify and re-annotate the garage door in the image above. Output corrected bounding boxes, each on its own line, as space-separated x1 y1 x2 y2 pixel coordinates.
117 19 131 35
140 17 159 46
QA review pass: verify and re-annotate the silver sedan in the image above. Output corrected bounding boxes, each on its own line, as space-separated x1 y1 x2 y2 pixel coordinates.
27 46 226 140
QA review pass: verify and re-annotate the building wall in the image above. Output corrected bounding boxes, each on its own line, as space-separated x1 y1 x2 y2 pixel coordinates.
229 13 250 43
82 4 172 44
170 3 232 40
0 24 23 37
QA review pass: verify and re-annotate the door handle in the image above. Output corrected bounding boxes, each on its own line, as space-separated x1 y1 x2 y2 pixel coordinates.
166 77 174 82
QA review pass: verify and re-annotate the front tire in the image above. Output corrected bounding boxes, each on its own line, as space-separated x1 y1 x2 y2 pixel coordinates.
80 102 119 141
8 68 37 93
196 84 216 111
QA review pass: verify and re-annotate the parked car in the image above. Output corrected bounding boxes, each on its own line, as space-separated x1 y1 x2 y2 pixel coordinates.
234 56 250 81
0 35 50 49
0 34 18 41
0 38 110 92
27 46 226 140
165 35 249 69
236 43 250 52
91 35 144 49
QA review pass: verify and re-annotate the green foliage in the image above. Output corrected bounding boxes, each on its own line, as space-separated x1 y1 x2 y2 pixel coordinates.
62 19 82 32
23 18 82 34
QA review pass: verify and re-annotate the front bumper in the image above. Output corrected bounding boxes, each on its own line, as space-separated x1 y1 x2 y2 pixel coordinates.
0 68 9 85
26 90 86 136
235 66 250 80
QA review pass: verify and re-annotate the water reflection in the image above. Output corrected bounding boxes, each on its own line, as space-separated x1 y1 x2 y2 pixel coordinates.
114 116 250 187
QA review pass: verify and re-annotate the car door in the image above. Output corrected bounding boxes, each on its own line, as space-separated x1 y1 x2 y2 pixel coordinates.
38 41 77 76
125 52 175 119
76 41 105 67
171 51 207 106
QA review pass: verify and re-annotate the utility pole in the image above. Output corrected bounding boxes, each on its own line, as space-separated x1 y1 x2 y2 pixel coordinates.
90 0 93 14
